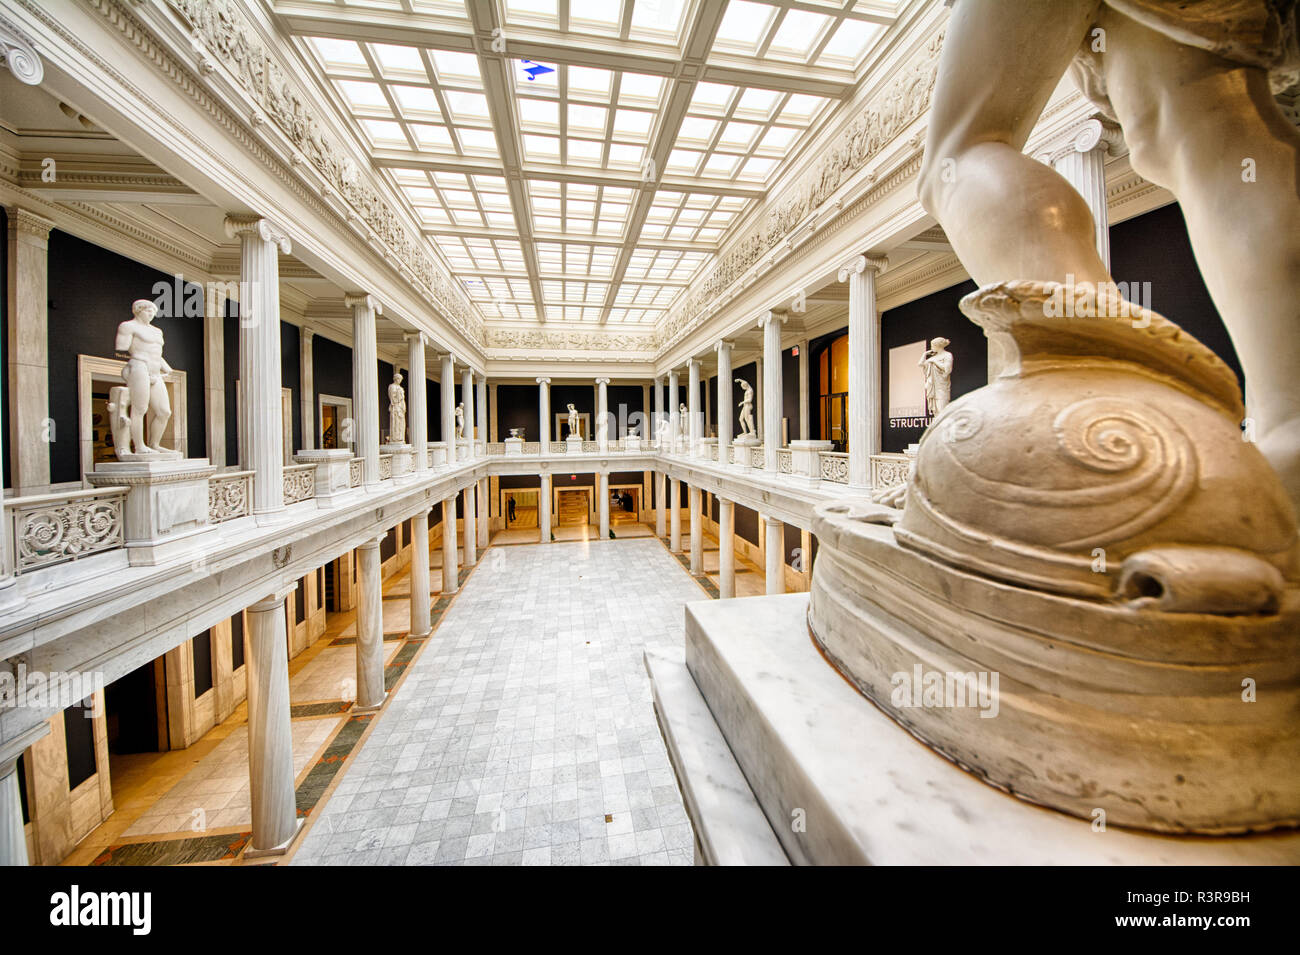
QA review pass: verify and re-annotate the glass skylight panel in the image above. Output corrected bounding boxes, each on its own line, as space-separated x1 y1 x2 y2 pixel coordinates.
443 91 490 122
309 37 367 69
817 19 885 67
740 156 777 180
457 128 499 153
337 81 390 111
534 215 563 233
689 82 735 112
677 116 719 144
518 98 560 131
361 120 406 146
523 134 561 160
735 87 781 120
372 43 426 76
768 9 832 59
567 104 608 133
505 0 558 21
607 143 644 167
613 109 653 139
666 149 703 174
391 85 442 116
629 0 687 41
569 67 613 100
715 1 774 52
566 139 603 164
570 0 621 32
430 50 482 85
719 120 761 149
781 93 829 124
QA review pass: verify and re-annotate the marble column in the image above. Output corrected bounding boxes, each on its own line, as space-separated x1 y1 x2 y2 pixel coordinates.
760 311 786 471
6 207 52 493
227 215 293 516
537 377 551 453
477 478 489 551
839 254 888 488
406 332 428 472
344 292 382 487
299 326 315 451
755 357 763 446
655 470 666 538
689 486 702 574
463 483 477 565
654 376 664 447
476 375 487 458
246 585 299 852
439 353 456 463
598 471 610 538
0 374 16 609
764 516 785 595
798 337 809 442
355 537 386 710
539 473 552 543
670 478 681 551
442 496 459 593
668 370 680 451
716 340 733 469
461 368 475 459
687 359 701 456
1045 117 1118 269
205 288 228 466
410 507 432 637
596 377 610 452
718 497 735 599
0 755 26 865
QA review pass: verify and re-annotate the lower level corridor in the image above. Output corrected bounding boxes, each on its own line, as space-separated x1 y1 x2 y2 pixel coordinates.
290 536 704 865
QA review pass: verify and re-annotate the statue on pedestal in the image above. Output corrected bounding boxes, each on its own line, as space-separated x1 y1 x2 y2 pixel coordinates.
566 403 579 438
113 299 173 457
678 403 688 436
387 370 406 444
455 402 465 439
736 379 756 438
919 337 953 417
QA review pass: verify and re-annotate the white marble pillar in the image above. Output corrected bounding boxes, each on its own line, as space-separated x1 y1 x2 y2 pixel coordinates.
476 375 487 457
246 585 299 852
344 292 382 486
687 360 701 456
839 254 888 488
539 473 552 543
760 311 786 471
477 478 489 550
598 471 610 538
670 478 681 551
654 376 664 447
764 516 785 595
668 370 680 451
754 357 763 446
6 207 52 493
1045 117 1117 269
205 288 228 466
689 486 702 574
798 337 809 442
355 536 386 710
718 497 735 599
461 368 475 459
442 496 459 593
463 483 477 565
0 755 26 865
716 340 733 469
537 377 551 453
0 374 16 610
299 326 315 451
410 507 432 636
596 377 610 452
655 470 666 538
227 215 293 516
439 353 456 462
406 332 428 471
704 379 712 438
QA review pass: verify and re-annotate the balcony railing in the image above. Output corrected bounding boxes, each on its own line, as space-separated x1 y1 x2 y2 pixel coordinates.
870 453 913 491
778 449 793 474
349 457 362 488
378 453 393 481
820 451 849 484
283 463 316 504
751 446 765 469
209 470 253 524
8 486 127 574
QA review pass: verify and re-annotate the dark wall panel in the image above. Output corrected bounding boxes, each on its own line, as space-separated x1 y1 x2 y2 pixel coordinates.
781 347 799 442
497 384 537 440
784 521 802 569
735 501 759 547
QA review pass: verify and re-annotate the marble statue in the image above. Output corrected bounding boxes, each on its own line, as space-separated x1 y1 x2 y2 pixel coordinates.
919 337 953 416
455 402 464 439
678 403 688 435
808 0 1300 836
387 370 406 444
113 299 173 456
566 403 579 437
736 379 756 437
106 386 132 459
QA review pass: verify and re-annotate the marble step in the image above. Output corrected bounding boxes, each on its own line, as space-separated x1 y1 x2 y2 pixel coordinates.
681 594 1300 865
644 648 789 866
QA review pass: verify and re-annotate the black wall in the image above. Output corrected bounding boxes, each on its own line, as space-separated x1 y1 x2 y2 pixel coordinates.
781 347 799 441
223 313 302 465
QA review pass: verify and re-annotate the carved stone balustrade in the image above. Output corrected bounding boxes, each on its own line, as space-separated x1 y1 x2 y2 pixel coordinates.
293 450 352 507
819 451 849 484
8 486 128 574
209 470 253 524
282 463 316 504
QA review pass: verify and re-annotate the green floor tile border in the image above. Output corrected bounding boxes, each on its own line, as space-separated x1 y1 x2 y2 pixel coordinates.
90 830 252 866
295 712 376 816
656 536 720 600
290 700 354 719
328 632 405 647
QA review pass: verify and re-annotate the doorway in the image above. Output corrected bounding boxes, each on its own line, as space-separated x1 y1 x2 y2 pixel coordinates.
503 489 538 529
556 488 591 526
609 485 640 524
318 394 353 451
104 659 166 755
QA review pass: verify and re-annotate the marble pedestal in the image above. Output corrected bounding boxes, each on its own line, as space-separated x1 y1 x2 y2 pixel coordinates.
293 449 353 506
427 442 448 469
698 437 715 462
566 435 582 454
649 594 1300 865
87 458 216 566
457 438 472 461
504 437 524 456
624 435 642 453
381 443 413 481
789 439 833 486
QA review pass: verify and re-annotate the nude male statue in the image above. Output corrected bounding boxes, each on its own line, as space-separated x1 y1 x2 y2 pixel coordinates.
918 0 1300 510
736 379 756 436
566 403 579 437
114 299 172 455
455 402 465 439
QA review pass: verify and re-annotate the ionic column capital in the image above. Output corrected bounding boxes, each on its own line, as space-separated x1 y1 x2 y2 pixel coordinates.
595 377 610 386
403 330 426 346
837 253 888 281
343 292 382 314
0 20 43 85
757 309 787 329
6 206 53 240
715 339 734 355
535 376 551 385
250 583 297 612
224 214 292 254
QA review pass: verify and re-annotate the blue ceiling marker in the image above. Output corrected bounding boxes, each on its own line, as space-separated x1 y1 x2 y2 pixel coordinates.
520 60 555 81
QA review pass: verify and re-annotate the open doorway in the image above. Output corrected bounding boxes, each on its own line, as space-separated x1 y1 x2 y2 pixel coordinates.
556 487 591 526
503 488 538 529
609 485 641 524
319 394 353 451
104 659 166 756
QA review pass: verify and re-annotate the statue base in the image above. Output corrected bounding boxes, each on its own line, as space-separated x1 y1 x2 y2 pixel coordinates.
566 435 583 453
116 449 183 462
380 443 414 482
504 437 524 456
294 449 353 506
87 458 216 567
427 442 448 469
624 435 642 453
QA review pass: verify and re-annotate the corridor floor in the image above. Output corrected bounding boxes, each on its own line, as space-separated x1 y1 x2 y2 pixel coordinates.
290 537 705 866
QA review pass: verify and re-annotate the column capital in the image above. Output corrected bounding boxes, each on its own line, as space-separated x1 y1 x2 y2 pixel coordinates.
1038 115 1124 165
757 309 787 329
837 253 888 281
686 358 701 370
250 583 297 612
402 330 426 346
0 20 44 85
343 292 383 314
6 206 53 240
357 533 385 551
435 351 456 367
536 376 551 385
715 339 734 354
595 377 610 386
300 325 315 343
224 214 292 253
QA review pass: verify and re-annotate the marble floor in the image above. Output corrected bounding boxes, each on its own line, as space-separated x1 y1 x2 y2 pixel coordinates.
290 535 709 866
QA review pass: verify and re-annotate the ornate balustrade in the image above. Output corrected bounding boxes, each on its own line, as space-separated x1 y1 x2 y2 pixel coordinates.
209 470 253 524
778 449 793 474
820 451 849 484
548 442 565 454
486 442 506 455
751 446 765 469
870 452 913 491
582 441 600 453
282 463 316 504
349 458 362 487
379 454 393 480
8 486 128 574
522 441 541 454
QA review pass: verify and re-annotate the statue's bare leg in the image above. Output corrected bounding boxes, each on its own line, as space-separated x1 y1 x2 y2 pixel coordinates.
147 380 171 451
1095 8 1300 511
125 363 151 455
919 0 1109 288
